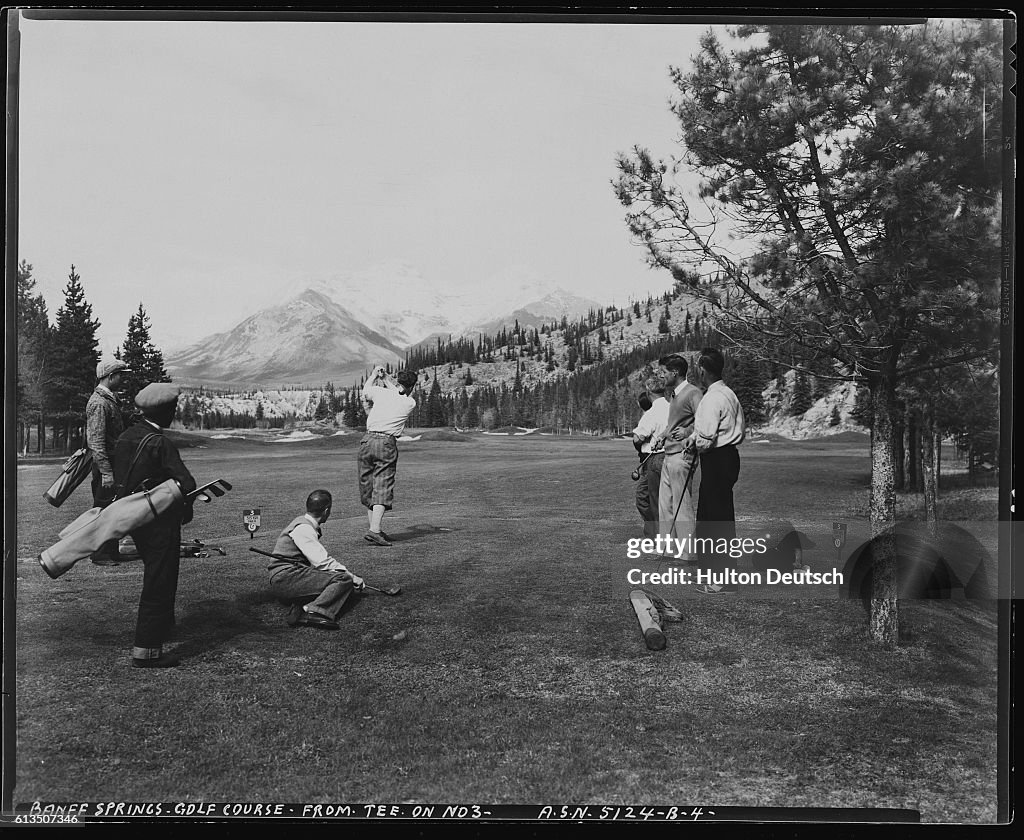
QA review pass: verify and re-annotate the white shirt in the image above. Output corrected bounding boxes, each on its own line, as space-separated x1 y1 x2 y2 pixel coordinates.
689 380 746 452
632 397 670 453
363 384 416 437
290 514 348 573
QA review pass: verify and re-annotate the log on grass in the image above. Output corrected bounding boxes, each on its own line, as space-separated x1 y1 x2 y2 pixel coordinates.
629 588 667 651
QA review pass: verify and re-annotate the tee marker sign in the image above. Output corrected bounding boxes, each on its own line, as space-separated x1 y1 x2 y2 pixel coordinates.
243 508 261 540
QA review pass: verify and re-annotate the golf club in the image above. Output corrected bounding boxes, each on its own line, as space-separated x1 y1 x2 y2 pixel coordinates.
361 582 403 597
667 454 699 536
248 547 401 596
188 479 233 504
631 451 655 481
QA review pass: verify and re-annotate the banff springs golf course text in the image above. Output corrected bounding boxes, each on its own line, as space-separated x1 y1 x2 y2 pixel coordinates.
624 536 845 587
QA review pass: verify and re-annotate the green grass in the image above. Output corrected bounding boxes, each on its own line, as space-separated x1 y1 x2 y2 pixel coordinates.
12 432 1002 821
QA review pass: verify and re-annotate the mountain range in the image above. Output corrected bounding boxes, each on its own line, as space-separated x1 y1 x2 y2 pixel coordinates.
166 261 603 386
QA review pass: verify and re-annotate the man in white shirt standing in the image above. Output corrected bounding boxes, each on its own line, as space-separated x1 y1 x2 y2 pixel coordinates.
358 366 418 546
267 490 365 630
685 347 746 594
631 383 669 538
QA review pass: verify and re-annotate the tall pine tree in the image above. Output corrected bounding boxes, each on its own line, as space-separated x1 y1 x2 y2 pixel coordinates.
116 303 171 406
790 370 813 416
49 265 101 450
16 260 52 453
425 375 446 427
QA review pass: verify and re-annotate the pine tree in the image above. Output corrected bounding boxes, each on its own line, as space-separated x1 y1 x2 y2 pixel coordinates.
851 386 873 429
49 265 101 450
342 391 357 427
566 346 579 372
315 394 331 420
425 376 446 427
16 260 52 453
116 303 171 405
790 370 813 416
731 357 767 426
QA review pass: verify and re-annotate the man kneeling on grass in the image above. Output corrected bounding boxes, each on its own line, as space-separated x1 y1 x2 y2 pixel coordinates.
267 490 364 631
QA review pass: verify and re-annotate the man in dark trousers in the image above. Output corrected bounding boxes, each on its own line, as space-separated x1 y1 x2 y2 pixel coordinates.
684 348 746 594
267 490 365 630
85 359 129 565
113 383 197 668
631 385 668 538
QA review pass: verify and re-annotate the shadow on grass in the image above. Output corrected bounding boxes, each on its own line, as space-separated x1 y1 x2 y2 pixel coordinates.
169 589 288 657
383 524 459 543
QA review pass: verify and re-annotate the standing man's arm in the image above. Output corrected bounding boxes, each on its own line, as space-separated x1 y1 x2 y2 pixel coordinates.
373 366 400 391
686 391 721 452
85 400 114 486
632 410 656 452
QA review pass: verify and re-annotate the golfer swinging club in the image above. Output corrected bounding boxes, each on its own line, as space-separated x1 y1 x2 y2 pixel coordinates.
357 365 418 546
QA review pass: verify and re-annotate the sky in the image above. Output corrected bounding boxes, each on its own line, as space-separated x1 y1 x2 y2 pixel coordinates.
16 14 722 355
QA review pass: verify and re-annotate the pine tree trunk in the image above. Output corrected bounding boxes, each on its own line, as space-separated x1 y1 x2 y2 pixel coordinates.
935 432 941 490
893 410 906 490
911 409 923 492
922 406 938 538
902 407 915 491
868 376 899 646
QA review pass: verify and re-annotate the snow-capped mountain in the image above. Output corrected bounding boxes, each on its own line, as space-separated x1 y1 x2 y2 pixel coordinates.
460 290 605 339
308 261 600 346
166 261 605 386
166 289 405 387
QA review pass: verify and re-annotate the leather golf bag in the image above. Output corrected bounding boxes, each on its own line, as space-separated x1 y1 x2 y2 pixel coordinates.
39 479 185 579
42 448 94 508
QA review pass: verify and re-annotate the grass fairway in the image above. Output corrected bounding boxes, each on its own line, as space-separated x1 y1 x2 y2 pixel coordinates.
13 432 1000 821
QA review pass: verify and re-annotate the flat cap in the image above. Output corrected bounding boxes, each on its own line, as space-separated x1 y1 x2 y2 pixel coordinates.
96 359 129 380
135 382 181 411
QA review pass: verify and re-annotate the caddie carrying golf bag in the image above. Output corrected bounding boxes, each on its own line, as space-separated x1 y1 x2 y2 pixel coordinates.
39 479 185 579
42 448 94 508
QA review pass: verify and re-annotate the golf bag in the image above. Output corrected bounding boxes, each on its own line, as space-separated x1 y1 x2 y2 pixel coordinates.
39 479 185 579
42 448 94 508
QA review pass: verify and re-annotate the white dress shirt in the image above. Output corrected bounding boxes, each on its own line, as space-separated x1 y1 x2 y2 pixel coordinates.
689 380 746 452
363 384 416 437
290 514 348 572
632 397 670 453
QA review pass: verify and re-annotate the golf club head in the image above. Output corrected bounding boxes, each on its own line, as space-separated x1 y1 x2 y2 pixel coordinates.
217 479 233 491
207 485 226 497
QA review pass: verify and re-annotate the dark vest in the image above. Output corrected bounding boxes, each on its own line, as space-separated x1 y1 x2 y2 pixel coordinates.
269 515 321 570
